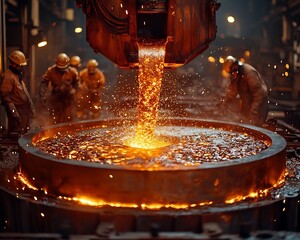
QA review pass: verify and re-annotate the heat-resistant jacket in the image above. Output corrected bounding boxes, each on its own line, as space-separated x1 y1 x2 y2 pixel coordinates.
79 68 105 92
0 68 34 113
225 63 269 125
39 65 78 100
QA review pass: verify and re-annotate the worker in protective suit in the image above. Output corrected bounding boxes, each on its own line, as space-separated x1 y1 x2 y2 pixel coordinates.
220 56 269 127
76 59 105 119
0 50 35 139
39 53 79 124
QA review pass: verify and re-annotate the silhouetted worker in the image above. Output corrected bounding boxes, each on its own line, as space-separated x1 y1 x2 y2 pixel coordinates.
0 50 35 139
220 56 269 127
76 59 105 119
39 53 79 124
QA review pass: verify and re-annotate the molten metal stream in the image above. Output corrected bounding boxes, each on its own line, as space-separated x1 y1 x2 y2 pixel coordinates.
126 40 169 149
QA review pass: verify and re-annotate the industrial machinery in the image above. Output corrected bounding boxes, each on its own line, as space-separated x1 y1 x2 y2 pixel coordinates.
76 0 220 68
1 1 300 239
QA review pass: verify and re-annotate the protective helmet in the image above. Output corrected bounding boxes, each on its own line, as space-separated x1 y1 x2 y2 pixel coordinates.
8 50 27 66
70 55 81 67
56 53 70 69
87 59 98 73
222 56 237 73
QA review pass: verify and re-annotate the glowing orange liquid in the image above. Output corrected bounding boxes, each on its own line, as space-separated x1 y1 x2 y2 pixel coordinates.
127 41 169 149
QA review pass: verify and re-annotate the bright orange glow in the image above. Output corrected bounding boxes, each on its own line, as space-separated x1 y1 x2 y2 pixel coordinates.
126 41 171 149
65 195 214 210
126 136 171 149
17 172 286 210
225 192 260 204
244 50 250 57
225 174 286 204
208 56 216 63
34 125 269 168
18 172 216 210
18 173 38 191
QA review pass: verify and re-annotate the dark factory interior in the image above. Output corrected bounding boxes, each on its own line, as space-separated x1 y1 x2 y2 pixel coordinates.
0 0 300 239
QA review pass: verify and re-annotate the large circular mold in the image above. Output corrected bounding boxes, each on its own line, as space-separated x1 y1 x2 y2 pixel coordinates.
18 118 286 207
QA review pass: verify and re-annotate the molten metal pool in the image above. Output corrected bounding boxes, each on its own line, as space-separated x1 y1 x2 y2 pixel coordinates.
18 118 286 209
